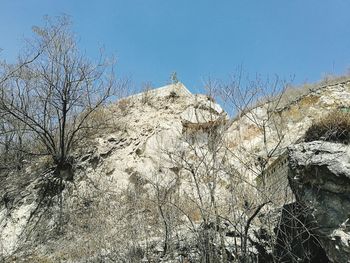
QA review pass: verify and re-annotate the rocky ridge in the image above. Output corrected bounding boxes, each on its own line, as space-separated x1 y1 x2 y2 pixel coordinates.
1 80 350 261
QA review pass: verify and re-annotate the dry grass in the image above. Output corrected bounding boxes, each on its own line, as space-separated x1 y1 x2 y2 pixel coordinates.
304 110 350 144
116 97 132 115
273 74 350 111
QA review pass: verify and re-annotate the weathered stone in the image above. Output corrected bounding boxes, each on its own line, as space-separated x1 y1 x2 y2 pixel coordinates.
273 202 330 262
288 141 350 262
2 80 350 261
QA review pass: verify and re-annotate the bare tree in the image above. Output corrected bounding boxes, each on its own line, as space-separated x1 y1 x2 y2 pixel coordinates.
154 74 302 262
0 114 29 171
0 16 116 178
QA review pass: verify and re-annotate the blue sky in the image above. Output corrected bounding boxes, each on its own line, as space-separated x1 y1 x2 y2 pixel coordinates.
1 0 350 93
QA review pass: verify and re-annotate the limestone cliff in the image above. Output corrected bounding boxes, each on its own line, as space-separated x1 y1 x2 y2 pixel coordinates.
226 79 350 205
227 79 350 179
0 83 230 261
1 79 350 262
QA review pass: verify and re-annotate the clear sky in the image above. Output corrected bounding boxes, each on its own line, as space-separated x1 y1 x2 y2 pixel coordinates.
1 0 350 93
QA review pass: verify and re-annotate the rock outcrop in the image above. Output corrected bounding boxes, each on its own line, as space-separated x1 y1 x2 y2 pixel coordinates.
288 141 350 262
0 83 231 261
227 79 350 181
2 79 350 261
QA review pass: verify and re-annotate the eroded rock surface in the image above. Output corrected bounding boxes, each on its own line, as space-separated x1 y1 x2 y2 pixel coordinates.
0 83 231 261
2 80 350 261
288 141 350 262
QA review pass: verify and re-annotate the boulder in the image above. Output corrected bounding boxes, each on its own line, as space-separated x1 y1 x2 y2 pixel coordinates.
288 141 350 262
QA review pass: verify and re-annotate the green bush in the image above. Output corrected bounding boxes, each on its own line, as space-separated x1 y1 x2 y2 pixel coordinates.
304 110 350 144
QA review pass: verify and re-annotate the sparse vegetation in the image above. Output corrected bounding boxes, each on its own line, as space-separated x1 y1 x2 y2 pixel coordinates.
0 16 119 178
167 90 179 101
141 82 153 105
117 98 132 115
2 13 350 263
170 72 179 84
305 110 350 144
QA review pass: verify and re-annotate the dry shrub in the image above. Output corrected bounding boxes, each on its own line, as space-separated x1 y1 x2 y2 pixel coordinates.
167 90 179 101
141 82 153 105
116 98 132 115
304 110 350 144
82 107 112 136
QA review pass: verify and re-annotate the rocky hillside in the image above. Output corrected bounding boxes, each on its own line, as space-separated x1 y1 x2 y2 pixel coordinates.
0 83 232 261
226 78 350 181
1 79 350 262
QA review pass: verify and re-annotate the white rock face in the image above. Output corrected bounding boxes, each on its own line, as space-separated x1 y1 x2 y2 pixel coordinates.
226 80 350 181
181 100 224 124
84 84 226 189
1 80 350 260
80 80 350 199
78 83 229 189
0 203 36 255
0 83 230 258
